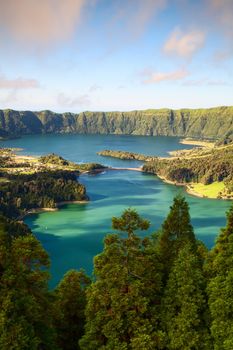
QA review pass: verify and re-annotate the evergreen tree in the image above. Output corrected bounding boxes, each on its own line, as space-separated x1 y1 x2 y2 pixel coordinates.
158 195 196 281
112 209 150 237
0 224 56 349
0 290 39 350
161 243 211 349
54 269 90 350
80 209 163 350
207 205 233 349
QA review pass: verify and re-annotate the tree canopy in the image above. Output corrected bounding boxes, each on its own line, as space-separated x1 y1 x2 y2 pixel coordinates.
0 199 232 349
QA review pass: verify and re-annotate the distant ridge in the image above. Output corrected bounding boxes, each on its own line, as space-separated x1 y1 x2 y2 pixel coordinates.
0 106 233 141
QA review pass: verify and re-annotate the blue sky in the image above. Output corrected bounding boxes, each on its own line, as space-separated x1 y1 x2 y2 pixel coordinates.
0 0 232 112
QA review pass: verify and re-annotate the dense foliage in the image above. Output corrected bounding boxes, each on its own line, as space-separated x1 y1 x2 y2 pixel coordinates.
99 145 233 197
39 153 71 166
161 243 211 349
0 216 56 349
0 106 233 139
0 196 233 349
143 144 233 193
39 153 105 172
54 270 91 350
98 150 157 161
206 207 233 349
0 214 31 238
80 210 162 350
0 171 87 218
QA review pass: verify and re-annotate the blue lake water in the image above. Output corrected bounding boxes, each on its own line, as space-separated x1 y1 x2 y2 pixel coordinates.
1 133 194 167
1 134 231 288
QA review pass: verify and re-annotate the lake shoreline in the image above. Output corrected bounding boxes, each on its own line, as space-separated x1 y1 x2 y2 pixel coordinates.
94 167 233 201
4 137 232 204
96 138 232 201
18 199 89 220
179 138 215 148
156 174 233 200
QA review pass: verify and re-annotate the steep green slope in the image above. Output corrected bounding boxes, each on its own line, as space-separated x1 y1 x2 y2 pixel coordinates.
143 144 233 198
143 144 233 183
0 106 233 139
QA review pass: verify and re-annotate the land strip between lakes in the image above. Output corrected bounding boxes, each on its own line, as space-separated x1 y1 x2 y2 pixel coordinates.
97 140 233 200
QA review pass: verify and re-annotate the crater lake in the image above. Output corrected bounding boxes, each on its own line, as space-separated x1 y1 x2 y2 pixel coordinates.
2 134 231 287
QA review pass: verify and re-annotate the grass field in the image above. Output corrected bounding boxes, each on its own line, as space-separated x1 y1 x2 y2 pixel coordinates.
189 182 225 198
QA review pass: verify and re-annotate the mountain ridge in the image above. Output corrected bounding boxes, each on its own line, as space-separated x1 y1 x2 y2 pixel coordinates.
0 106 233 140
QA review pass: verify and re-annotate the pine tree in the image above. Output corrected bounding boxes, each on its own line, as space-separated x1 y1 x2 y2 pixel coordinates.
112 209 150 237
80 209 163 350
161 242 211 349
54 269 90 350
0 290 39 350
207 205 233 349
158 195 196 281
0 223 56 349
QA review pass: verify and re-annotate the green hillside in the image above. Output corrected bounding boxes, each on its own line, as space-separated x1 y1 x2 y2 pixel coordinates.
0 106 233 140
143 144 233 198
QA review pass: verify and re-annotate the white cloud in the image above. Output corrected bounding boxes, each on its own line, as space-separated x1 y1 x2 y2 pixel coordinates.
163 28 205 59
0 75 40 89
142 68 189 84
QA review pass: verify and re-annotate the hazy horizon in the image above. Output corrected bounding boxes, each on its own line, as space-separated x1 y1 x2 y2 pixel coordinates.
2 104 233 115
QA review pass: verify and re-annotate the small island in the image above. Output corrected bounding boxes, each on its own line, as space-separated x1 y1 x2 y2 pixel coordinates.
98 150 158 162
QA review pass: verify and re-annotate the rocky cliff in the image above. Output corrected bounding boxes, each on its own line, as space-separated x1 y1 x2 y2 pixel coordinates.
0 106 233 140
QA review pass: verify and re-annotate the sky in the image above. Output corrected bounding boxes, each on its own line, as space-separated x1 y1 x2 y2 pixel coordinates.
0 0 232 112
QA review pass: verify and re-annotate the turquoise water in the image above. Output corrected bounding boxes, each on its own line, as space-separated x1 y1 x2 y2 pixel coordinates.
1 133 194 168
2 134 232 288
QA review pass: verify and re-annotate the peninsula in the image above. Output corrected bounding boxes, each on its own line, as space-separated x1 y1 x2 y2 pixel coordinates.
98 140 233 200
0 149 105 219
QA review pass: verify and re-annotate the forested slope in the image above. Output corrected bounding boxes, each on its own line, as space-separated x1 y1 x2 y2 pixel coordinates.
0 151 89 218
1 199 233 349
0 171 87 218
0 106 233 140
143 143 233 197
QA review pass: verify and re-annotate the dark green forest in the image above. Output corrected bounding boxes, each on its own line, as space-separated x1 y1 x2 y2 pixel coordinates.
143 145 233 194
96 145 233 198
97 150 157 162
39 153 105 172
96 146 233 188
0 196 233 349
0 171 87 218
1 106 233 140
